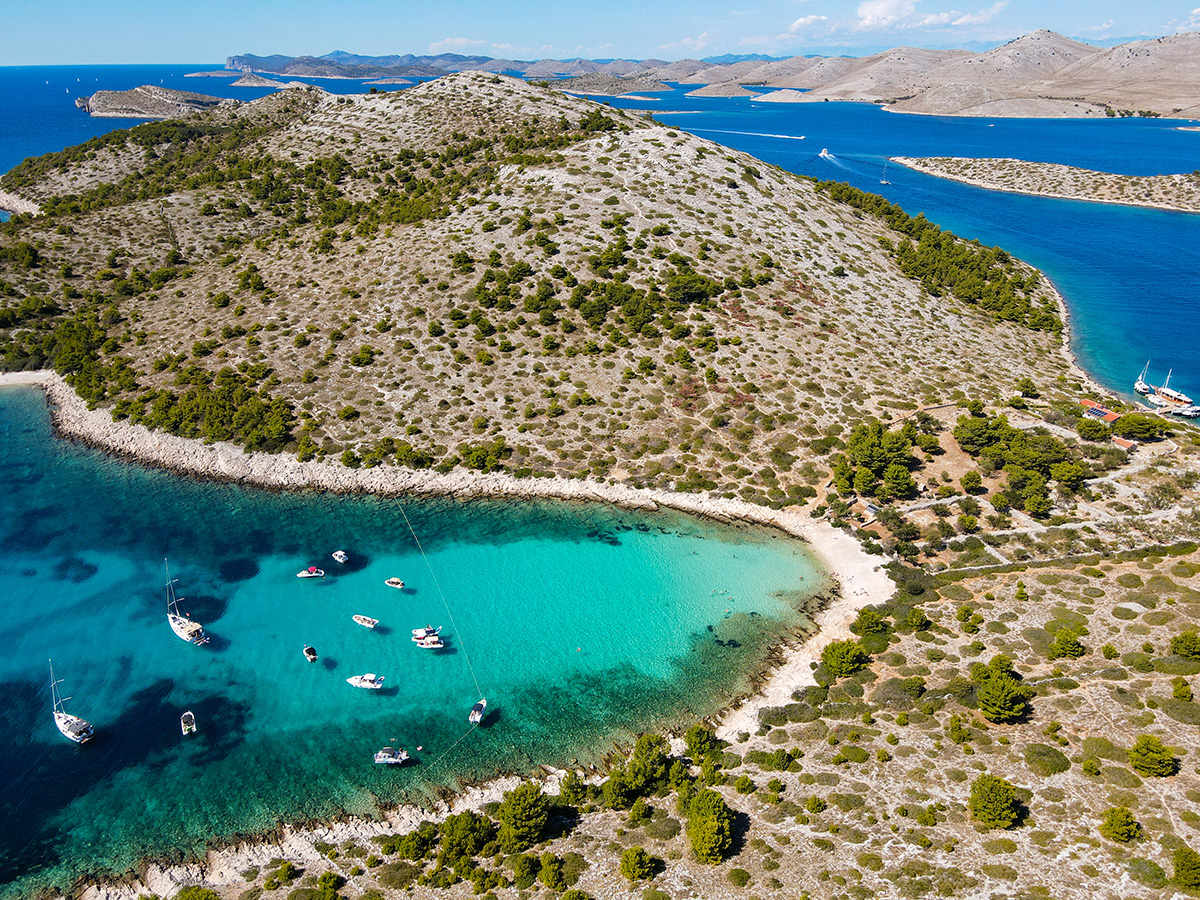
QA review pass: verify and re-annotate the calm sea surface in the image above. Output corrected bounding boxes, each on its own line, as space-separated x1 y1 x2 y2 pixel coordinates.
1 63 1199 892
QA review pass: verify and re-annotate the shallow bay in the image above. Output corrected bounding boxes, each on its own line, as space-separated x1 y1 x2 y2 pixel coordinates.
0 386 824 895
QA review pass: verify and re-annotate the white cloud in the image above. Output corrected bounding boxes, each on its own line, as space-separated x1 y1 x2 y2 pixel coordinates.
1084 19 1114 32
1180 7 1200 30
789 14 830 31
658 32 711 52
950 0 1008 26
428 37 488 54
855 0 917 30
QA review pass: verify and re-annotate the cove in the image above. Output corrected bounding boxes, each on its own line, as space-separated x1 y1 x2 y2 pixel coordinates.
0 385 826 896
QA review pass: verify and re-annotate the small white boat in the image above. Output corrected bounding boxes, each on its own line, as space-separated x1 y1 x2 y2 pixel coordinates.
165 560 209 646
1168 405 1200 418
818 148 833 160
50 660 94 744
353 614 379 629
347 673 385 689
180 710 197 736
412 625 441 641
385 577 405 589
332 550 348 564
1135 361 1152 395
303 644 318 663
469 698 487 725
415 634 444 650
297 567 325 579
374 746 410 765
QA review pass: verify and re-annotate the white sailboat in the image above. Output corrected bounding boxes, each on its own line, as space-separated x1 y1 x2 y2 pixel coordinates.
165 560 209 645
1134 361 1151 395
50 660 94 744
880 160 891 185
1152 369 1193 407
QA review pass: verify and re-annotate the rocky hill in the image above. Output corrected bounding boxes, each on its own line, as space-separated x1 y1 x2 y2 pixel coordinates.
0 73 1075 508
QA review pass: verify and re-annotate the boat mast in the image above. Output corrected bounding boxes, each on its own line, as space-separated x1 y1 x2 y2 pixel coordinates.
49 659 68 714
165 558 180 615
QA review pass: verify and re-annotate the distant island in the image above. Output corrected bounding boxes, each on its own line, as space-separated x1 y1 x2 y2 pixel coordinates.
225 28 1200 118
895 156 1200 213
75 84 228 118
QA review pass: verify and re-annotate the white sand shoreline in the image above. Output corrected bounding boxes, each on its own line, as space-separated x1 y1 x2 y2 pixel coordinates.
2 368 894 900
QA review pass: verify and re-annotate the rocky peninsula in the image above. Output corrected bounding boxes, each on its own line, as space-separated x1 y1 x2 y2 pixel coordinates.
75 85 229 119
894 156 1200 213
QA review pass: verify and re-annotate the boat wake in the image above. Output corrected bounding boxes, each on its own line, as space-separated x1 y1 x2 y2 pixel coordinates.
691 128 808 142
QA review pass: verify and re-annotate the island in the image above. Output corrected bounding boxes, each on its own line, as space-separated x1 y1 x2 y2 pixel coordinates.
5 72 1200 900
894 156 1200 214
555 73 670 95
75 84 228 118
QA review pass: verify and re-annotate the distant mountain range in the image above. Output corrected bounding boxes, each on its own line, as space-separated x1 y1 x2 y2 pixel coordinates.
227 30 1200 117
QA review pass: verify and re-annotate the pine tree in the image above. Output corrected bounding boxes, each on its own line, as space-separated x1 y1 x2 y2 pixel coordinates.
1174 846 1200 889
1128 735 1178 777
1099 807 1142 843
1014 580 1029 603
687 789 733 863
1047 628 1086 660
1171 630 1200 660
496 782 550 852
969 774 1020 829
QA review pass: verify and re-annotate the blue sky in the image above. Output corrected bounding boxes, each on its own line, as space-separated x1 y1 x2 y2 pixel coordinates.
2 0 1199 65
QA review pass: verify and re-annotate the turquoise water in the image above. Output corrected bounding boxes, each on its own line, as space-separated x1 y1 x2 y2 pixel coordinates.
0 385 824 895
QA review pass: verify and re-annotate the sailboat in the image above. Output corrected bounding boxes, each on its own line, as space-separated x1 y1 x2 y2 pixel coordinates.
1134 361 1151 395
880 160 891 185
50 660 94 744
165 560 209 645
1150 369 1193 407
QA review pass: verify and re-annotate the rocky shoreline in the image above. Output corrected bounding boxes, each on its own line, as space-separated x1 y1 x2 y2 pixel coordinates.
0 187 41 216
892 155 1200 215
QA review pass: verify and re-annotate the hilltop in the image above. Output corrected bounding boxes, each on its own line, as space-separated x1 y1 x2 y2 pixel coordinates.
0 73 1075 509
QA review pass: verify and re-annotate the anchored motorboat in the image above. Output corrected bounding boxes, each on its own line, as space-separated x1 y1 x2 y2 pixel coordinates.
180 710 197 736
352 614 379 629
303 645 318 663
50 660 94 744
385 577 405 589
297 567 325 579
332 550 348 564
347 673 385 689
374 746 410 765
165 560 209 646
415 634 444 650
469 698 487 725
411 625 441 641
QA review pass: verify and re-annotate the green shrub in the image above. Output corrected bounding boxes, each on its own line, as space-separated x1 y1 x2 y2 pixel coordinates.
1099 807 1142 843
728 868 751 887
375 861 421 890
1128 858 1168 888
686 789 733 864
821 639 870 677
619 847 657 881
1172 630 1200 659
1024 743 1070 776
175 889 221 900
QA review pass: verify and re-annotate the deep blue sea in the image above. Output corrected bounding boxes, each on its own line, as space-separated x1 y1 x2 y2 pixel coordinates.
1 63 1199 893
